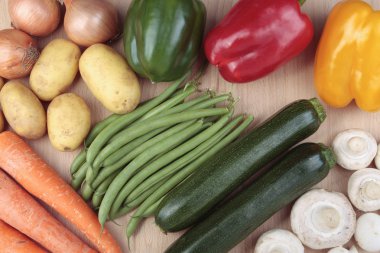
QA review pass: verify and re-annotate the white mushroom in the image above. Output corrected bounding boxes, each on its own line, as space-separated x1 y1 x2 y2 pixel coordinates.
328 246 358 253
332 129 377 170
349 246 358 253
254 229 304 253
348 168 380 211
355 213 380 252
290 189 356 249
375 144 380 170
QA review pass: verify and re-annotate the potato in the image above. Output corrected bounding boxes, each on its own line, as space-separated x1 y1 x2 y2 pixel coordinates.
0 78 4 133
0 81 46 139
0 111 4 133
47 93 91 151
30 39 81 101
79 44 141 114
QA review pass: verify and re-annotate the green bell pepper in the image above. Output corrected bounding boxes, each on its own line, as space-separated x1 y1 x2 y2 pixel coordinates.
123 0 206 83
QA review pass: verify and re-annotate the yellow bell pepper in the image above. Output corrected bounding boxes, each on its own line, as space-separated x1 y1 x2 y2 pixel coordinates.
314 0 380 112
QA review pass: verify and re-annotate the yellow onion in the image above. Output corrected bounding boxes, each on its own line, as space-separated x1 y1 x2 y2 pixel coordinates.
64 0 119 47
8 0 61 37
0 29 39 79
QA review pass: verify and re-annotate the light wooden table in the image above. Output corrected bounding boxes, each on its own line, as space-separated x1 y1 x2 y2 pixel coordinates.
1 0 380 252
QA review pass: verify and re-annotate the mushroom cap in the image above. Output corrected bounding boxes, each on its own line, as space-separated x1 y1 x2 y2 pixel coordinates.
290 189 356 249
348 168 380 212
254 229 304 253
355 213 380 252
332 129 377 170
374 144 380 170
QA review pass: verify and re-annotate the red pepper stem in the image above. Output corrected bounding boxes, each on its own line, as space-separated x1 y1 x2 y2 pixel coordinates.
298 0 306 6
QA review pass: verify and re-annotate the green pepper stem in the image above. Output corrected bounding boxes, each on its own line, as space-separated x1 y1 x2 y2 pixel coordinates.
298 0 306 6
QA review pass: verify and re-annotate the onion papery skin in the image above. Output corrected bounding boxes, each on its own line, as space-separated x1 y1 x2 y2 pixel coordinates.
8 0 61 37
0 29 40 79
64 0 119 47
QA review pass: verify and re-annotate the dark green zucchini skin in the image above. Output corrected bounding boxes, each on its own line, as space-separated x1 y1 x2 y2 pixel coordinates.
156 98 326 232
164 143 335 253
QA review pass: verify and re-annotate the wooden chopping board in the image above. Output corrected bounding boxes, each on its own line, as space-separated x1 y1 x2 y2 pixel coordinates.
1 0 380 252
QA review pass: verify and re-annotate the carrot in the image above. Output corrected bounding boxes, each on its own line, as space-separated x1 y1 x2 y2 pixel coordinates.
0 219 47 253
0 169 95 253
0 131 121 253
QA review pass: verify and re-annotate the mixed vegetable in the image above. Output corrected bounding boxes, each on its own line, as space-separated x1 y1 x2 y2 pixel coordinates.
164 143 335 253
69 75 254 235
156 98 326 232
0 0 380 252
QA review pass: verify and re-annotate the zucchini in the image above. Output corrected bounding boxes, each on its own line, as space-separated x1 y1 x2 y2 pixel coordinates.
156 98 326 232
164 143 336 253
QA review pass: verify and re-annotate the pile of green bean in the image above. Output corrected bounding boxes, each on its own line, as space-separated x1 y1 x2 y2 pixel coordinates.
69 75 254 237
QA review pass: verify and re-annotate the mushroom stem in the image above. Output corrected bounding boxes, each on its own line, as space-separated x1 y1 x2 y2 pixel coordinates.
332 129 377 170
348 168 380 211
254 229 304 253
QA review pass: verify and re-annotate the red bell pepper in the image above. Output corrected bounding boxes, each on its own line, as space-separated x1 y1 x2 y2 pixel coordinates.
204 0 314 83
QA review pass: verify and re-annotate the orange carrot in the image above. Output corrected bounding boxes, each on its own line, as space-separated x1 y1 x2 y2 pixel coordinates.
0 219 47 253
0 131 121 253
0 169 95 253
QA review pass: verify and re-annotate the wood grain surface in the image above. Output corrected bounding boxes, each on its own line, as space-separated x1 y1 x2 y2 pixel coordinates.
1 0 380 252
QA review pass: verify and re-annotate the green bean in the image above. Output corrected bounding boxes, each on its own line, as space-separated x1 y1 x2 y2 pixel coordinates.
85 114 120 148
140 197 163 217
158 91 212 118
102 127 168 167
107 85 199 145
117 195 164 221
81 180 94 201
125 115 254 237
107 174 168 218
72 97 157 175
92 121 196 188
122 115 239 205
71 162 89 190
104 121 212 219
127 179 166 210
92 108 229 174
138 84 197 121
86 95 159 147
188 93 232 111
170 85 190 98
70 150 86 175
98 120 207 227
92 172 119 209
86 75 187 173
125 115 245 204
109 113 232 217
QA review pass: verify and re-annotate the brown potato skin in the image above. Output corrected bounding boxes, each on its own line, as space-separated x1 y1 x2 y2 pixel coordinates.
79 44 141 114
0 77 4 90
0 78 4 132
0 111 4 133
0 81 46 139
47 93 91 151
30 39 81 101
